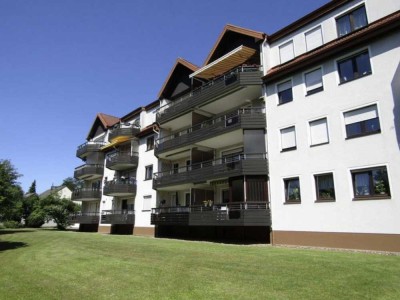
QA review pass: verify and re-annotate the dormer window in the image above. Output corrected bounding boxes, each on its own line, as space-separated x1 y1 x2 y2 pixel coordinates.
336 5 368 37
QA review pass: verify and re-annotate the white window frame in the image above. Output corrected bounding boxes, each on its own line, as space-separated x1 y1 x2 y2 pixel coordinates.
308 117 329 146
280 125 297 152
304 67 323 95
305 25 323 51
142 195 152 211
279 40 294 64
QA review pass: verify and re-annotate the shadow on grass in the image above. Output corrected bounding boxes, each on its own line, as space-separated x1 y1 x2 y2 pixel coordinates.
0 230 35 235
0 241 28 252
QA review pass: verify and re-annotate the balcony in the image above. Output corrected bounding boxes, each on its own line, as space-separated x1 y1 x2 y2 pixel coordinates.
106 152 139 171
69 212 100 224
101 210 135 225
108 124 140 143
155 108 266 156
76 141 106 159
71 189 101 201
103 179 137 197
151 202 270 226
156 66 262 124
153 153 268 189
74 164 104 180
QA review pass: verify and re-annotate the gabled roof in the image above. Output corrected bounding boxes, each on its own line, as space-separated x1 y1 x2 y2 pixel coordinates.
87 113 119 140
157 58 199 99
263 10 400 82
203 24 265 65
39 185 71 199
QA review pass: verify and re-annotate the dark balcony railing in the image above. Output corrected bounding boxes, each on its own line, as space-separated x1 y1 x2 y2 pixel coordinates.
101 209 135 224
156 66 262 124
106 152 139 170
76 141 106 158
155 107 266 155
108 125 140 142
69 211 100 224
71 188 102 201
153 153 268 189
103 179 137 196
151 202 270 226
74 164 104 179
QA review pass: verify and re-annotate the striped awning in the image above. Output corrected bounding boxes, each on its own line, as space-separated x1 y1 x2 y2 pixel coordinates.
189 45 257 80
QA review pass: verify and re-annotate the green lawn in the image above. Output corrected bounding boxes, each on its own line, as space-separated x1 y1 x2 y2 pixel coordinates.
0 229 399 300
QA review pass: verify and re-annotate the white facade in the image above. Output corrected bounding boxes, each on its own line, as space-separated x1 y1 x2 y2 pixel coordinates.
263 0 400 247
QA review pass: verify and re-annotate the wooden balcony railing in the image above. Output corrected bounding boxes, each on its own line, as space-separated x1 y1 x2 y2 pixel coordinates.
103 179 137 196
155 107 266 155
71 188 102 201
101 209 135 225
74 164 104 180
156 66 262 124
76 141 106 158
153 153 268 189
151 202 270 226
108 125 140 142
69 211 100 224
105 152 139 170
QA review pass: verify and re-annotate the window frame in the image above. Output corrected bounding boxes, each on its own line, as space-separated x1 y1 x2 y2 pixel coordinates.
277 80 293 105
304 67 324 95
309 117 329 147
305 25 323 51
314 173 336 202
279 40 295 64
337 50 372 84
336 5 368 37
284 177 301 204
343 104 381 139
351 166 391 200
146 136 155 151
145 165 153 181
280 126 297 152
142 195 152 211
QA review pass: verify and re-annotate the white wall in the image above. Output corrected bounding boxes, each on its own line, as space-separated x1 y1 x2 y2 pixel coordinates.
264 0 400 72
265 30 400 234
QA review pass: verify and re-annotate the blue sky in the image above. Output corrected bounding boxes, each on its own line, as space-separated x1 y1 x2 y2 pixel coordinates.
0 0 329 193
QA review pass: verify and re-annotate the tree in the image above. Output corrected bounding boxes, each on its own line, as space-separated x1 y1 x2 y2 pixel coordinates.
62 177 78 192
0 159 23 222
41 193 80 230
28 180 36 194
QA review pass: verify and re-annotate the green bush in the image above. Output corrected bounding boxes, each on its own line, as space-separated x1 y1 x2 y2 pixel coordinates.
3 220 23 228
26 209 45 228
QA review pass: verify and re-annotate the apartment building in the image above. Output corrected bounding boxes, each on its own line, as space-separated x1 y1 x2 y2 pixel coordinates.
72 102 159 235
71 113 119 232
262 0 400 251
151 26 271 242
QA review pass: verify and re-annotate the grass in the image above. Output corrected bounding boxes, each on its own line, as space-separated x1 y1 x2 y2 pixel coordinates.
0 229 399 300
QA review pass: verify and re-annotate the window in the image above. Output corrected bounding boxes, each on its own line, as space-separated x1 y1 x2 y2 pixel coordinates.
344 104 380 138
146 136 154 151
284 177 301 203
305 26 323 51
279 41 294 63
338 50 371 83
173 163 179 174
305 68 323 95
336 6 368 37
314 173 335 201
351 166 390 199
309 118 329 146
145 165 153 180
143 195 152 211
277 80 293 104
281 126 296 151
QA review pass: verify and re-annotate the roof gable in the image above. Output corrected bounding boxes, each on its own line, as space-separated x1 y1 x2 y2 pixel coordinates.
158 58 199 99
87 113 119 140
204 24 265 66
